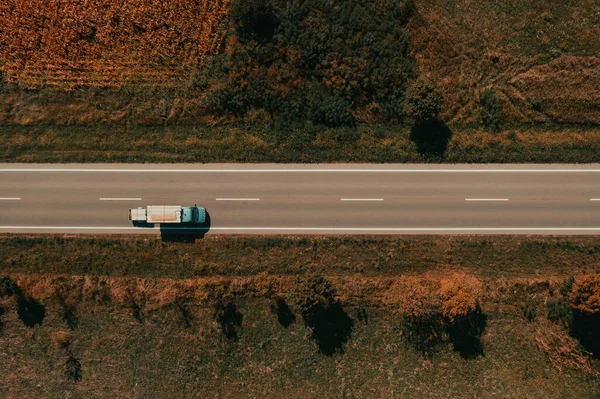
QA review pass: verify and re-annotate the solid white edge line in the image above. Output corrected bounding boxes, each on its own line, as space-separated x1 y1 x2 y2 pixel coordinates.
2 226 600 231
215 198 260 201
0 197 21 200
99 198 142 201
465 198 509 201
340 198 384 201
3 168 600 173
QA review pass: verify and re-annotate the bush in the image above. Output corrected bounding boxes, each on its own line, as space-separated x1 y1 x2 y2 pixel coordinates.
440 273 483 321
569 274 600 314
479 88 502 132
547 297 572 326
0 276 21 297
214 301 243 340
440 273 486 358
568 275 600 357
403 79 443 122
65 354 82 382
294 275 336 316
294 275 353 355
522 301 537 322
207 0 415 126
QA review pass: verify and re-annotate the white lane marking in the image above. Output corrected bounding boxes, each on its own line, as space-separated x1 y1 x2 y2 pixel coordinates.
3 168 600 173
2 226 600 232
99 198 142 201
216 198 260 201
591 199 600 201
0 197 21 200
340 198 384 201
465 198 509 201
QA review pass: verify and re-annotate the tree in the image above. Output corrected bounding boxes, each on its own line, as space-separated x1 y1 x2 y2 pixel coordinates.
440 273 483 321
294 275 353 355
569 274 600 314
387 277 444 356
568 274 600 357
440 273 486 358
403 79 443 122
294 274 336 316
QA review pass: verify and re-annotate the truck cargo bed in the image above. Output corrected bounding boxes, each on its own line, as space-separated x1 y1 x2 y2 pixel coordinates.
146 205 182 223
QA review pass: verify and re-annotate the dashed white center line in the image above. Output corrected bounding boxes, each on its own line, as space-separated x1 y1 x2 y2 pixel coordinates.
465 198 509 202
216 198 260 201
591 199 600 201
340 198 384 201
99 198 142 201
0 197 20 200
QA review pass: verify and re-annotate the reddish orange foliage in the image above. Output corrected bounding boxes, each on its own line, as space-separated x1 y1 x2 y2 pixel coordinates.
0 0 231 87
569 274 600 314
440 273 483 321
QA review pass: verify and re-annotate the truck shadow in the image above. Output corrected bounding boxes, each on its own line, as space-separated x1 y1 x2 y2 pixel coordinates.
159 211 212 242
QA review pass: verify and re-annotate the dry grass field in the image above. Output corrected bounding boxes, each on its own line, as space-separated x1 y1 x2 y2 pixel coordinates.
0 0 599 162
1 235 600 397
408 0 600 126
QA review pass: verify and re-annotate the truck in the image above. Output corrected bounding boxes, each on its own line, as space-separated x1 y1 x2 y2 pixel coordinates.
129 205 206 224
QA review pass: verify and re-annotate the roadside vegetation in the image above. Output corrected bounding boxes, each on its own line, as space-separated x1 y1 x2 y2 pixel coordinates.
1 235 600 396
1 0 599 162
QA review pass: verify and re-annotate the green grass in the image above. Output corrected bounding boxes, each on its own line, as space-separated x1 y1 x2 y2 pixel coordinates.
2 124 600 163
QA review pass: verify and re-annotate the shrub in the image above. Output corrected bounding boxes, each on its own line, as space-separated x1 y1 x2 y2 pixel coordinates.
294 275 336 317
0 276 21 297
479 88 503 132
387 277 444 356
440 273 483 322
294 275 353 355
568 275 600 357
440 273 486 358
214 301 243 340
207 0 415 125
65 354 82 382
403 79 443 122
560 275 575 297
547 297 572 326
523 301 538 322
569 274 600 314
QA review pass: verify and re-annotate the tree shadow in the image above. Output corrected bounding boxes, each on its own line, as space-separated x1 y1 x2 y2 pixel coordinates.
446 308 487 359
174 301 192 328
0 305 5 333
160 211 211 242
304 302 354 356
17 296 46 328
570 310 600 358
215 301 243 341
65 353 82 382
356 305 369 325
402 312 444 357
271 298 296 328
62 306 78 330
410 119 452 158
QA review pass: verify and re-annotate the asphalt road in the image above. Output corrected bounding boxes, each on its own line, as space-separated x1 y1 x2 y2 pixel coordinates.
1 163 600 235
